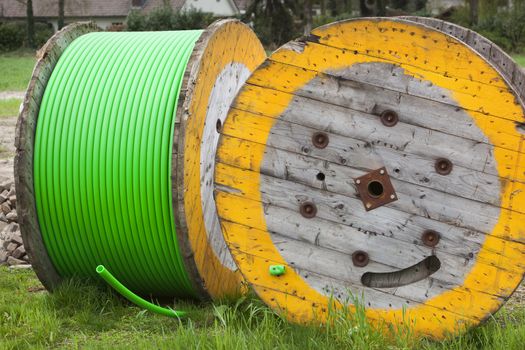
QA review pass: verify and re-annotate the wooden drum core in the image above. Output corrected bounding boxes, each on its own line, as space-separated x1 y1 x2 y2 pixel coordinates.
214 18 525 338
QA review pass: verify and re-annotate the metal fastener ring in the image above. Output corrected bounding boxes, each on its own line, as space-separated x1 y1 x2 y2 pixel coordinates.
300 202 317 218
352 250 369 267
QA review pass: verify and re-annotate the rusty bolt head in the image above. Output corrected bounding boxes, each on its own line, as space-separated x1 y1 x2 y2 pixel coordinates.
312 132 329 149
435 158 453 175
380 110 399 127
422 230 440 247
352 250 369 267
300 202 317 218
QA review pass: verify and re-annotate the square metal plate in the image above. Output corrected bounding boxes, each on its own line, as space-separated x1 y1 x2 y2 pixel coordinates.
354 167 398 211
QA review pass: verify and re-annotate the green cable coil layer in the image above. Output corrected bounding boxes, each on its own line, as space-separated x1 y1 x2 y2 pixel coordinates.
34 30 203 298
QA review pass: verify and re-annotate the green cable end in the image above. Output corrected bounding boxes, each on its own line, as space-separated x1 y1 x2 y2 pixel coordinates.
269 265 286 276
96 265 186 318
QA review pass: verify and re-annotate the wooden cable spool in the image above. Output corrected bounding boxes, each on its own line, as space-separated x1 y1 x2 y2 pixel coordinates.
15 19 265 299
214 18 525 338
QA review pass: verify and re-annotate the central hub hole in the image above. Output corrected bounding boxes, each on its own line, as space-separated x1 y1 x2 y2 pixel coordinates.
367 181 384 198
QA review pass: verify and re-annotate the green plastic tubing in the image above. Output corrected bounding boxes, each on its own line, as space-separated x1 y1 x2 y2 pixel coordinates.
34 30 203 298
96 265 185 317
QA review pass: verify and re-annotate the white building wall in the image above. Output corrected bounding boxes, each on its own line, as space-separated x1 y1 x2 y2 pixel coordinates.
183 0 239 16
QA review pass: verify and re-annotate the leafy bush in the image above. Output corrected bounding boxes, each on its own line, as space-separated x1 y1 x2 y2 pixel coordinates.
171 8 214 30
0 21 53 52
0 22 26 52
449 4 525 53
477 8 525 53
34 22 54 47
126 7 214 31
313 12 357 28
126 10 147 31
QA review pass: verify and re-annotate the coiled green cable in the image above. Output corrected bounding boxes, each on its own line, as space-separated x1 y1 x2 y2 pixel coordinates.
34 30 203 298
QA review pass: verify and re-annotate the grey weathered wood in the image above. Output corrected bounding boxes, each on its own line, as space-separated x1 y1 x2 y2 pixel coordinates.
255 142 504 231
269 232 492 309
241 69 523 153
231 83 522 179
217 160 521 273
199 62 251 271
223 110 516 209
222 219 502 319
15 22 101 291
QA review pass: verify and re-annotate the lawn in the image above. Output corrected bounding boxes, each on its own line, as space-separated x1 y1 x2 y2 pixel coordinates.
1 267 525 350
513 54 525 67
0 50 35 92
0 98 22 118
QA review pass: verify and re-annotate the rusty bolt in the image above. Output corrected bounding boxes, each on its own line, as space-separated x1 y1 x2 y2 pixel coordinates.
422 230 440 247
435 158 453 175
380 110 399 127
312 132 329 149
300 202 317 218
352 250 369 267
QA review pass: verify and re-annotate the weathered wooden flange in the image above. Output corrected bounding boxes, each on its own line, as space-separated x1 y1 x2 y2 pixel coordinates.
173 19 266 299
15 19 266 300
15 22 101 292
214 18 525 338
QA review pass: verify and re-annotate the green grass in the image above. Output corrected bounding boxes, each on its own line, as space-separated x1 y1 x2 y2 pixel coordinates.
0 98 22 118
1 267 525 349
0 50 35 92
513 54 525 67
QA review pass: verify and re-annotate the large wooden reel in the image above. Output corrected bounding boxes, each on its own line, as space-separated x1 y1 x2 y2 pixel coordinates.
214 18 525 338
15 20 266 299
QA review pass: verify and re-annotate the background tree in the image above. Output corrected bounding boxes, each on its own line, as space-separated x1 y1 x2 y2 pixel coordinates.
303 0 313 35
26 0 34 48
244 0 297 48
377 0 387 15
469 0 479 25
58 0 65 30
13 0 35 48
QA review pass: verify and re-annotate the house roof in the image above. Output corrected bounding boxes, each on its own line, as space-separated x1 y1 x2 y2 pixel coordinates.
0 0 245 19
1 0 133 18
141 0 186 14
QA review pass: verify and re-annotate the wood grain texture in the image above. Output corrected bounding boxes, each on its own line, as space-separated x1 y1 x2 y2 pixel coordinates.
214 18 525 338
15 22 101 291
173 19 266 299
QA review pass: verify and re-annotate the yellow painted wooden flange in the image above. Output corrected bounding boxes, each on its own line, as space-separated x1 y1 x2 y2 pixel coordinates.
214 18 525 338
173 19 266 299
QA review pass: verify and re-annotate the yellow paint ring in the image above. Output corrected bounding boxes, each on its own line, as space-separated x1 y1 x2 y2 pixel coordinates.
215 18 525 338
174 19 265 299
